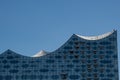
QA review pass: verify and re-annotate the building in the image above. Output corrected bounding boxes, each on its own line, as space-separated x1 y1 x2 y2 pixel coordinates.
0 30 119 80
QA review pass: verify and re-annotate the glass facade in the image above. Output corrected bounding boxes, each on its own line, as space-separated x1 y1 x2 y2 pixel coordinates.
0 30 119 80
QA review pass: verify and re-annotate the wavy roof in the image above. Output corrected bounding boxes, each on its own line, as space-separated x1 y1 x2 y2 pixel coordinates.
0 30 116 57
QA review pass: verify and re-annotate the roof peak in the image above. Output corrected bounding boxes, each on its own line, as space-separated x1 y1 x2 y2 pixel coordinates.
32 50 49 57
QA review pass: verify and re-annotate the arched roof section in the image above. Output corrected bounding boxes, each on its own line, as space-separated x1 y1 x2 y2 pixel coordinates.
75 30 116 40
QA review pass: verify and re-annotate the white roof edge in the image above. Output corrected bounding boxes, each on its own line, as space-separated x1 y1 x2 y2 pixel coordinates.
75 30 115 40
32 50 49 57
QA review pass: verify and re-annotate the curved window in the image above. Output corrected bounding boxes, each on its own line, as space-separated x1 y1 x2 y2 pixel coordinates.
10 60 19 64
22 64 29 68
38 75 43 79
105 55 110 58
2 60 7 64
107 74 114 77
69 41 73 45
5 75 12 80
93 55 98 58
74 41 79 45
0 57 4 59
75 46 79 49
87 68 92 72
87 74 91 77
82 69 86 72
80 41 85 45
100 60 112 63
40 69 49 72
69 75 80 79
67 64 74 68
74 55 79 59
81 73 86 77
81 55 85 58
46 59 54 63
107 64 114 68
81 47 85 50
75 68 80 72
106 69 110 72
24 70 31 73
69 55 74 59
72 38 78 41
93 42 97 45
87 51 91 54
87 60 91 63
4 65 10 69
75 51 79 53
106 46 115 49
87 42 91 45
93 69 98 72
30 65 37 67
100 74 104 77
86 55 91 58
99 51 104 54
109 37 116 41
21 75 28 79
0 75 3 80
113 55 117 58
114 69 118 72
7 56 13 59
60 73 68 79
64 46 72 49
29 75 37 79
55 55 62 59
73 60 79 63
100 41 111 45
106 51 113 54
9 69 18 73
69 51 74 54
51 75 59 79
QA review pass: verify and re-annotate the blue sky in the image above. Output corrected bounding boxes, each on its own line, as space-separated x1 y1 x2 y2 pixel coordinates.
0 0 120 57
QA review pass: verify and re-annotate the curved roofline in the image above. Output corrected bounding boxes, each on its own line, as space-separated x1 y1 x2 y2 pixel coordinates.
0 30 117 57
75 30 116 40
0 49 32 58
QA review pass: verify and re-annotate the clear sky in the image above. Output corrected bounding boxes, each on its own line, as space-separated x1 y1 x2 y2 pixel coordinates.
0 0 120 57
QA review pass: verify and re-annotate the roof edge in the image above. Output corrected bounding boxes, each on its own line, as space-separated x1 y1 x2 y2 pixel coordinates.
75 30 116 40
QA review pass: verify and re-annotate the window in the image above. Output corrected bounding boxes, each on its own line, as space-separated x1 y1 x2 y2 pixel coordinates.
22 64 29 68
64 46 72 49
93 50 97 54
2 60 7 64
51 75 59 79
69 50 74 54
86 46 90 50
4 65 10 69
7 56 13 59
74 42 79 45
69 75 80 79
74 55 79 59
9 69 18 73
40 69 49 72
60 73 68 79
0 75 3 80
75 68 80 72
73 60 79 63
75 46 79 49
55 55 62 59
67 64 74 68
10 60 19 64
5 75 12 80
46 59 55 63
